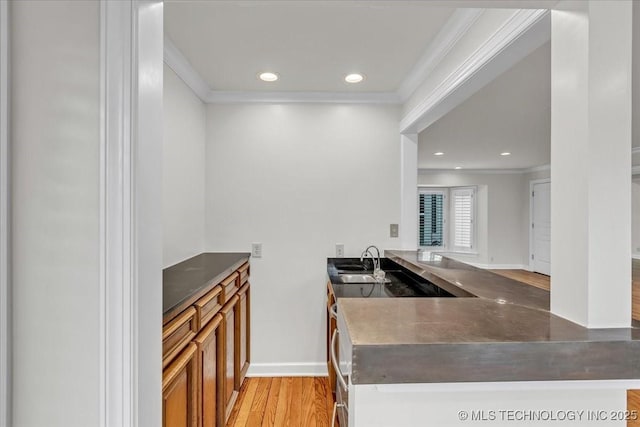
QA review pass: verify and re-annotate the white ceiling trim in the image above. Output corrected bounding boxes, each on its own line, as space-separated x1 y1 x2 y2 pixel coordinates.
164 35 211 103
164 35 400 104
419 164 550 175
400 8 550 134
397 9 484 101
206 90 401 104
163 8 490 105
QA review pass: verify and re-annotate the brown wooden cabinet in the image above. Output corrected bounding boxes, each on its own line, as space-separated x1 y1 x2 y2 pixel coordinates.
235 282 250 389
163 259 250 427
163 343 198 427
194 313 223 427
221 294 239 423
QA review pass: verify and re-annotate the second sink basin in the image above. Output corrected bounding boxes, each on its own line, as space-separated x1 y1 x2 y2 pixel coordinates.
339 274 391 284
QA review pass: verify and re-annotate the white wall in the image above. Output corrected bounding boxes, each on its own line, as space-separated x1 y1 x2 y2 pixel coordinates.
11 1 101 425
205 104 400 372
163 64 206 267
417 171 527 268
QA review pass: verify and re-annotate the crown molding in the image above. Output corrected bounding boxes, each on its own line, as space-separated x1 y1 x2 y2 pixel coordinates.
164 35 211 103
397 9 484 101
207 90 401 104
164 9 485 105
525 164 550 173
400 8 550 134
165 8 547 108
418 164 550 175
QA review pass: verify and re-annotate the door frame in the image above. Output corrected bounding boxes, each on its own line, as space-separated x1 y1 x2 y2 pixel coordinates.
529 178 551 273
100 1 163 426
0 0 10 425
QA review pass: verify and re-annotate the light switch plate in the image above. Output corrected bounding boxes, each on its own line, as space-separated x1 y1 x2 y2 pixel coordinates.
336 243 344 258
390 224 399 238
252 242 262 258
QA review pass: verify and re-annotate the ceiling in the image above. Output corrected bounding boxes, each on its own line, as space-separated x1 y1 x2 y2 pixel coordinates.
165 2 459 92
418 42 551 170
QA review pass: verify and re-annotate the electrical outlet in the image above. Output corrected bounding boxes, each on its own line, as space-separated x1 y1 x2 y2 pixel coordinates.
251 242 262 258
390 224 399 238
336 243 344 258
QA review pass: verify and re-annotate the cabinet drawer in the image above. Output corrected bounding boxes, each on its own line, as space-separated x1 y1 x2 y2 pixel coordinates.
220 272 239 304
238 262 250 285
194 285 222 330
163 307 197 369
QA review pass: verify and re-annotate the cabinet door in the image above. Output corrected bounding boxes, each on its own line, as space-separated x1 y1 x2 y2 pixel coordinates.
221 294 239 423
163 343 198 427
194 314 223 427
235 283 250 389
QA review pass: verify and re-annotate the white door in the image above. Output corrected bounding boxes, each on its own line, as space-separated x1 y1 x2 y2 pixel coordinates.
532 182 551 275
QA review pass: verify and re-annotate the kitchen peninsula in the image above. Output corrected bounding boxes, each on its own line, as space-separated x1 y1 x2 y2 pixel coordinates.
330 250 640 426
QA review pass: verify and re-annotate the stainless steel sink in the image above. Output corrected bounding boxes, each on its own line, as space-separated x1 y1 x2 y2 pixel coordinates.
338 274 391 284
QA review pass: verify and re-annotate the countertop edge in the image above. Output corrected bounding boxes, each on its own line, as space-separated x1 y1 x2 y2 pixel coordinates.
162 253 250 324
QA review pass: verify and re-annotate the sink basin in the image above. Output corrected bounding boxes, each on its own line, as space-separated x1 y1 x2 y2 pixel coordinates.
335 263 368 272
339 274 391 284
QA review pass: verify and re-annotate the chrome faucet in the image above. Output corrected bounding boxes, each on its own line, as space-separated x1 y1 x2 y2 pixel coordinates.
360 248 378 271
360 245 381 271
360 245 385 282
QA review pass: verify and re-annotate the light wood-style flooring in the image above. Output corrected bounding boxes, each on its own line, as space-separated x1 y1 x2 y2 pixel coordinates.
489 269 550 291
226 377 334 427
492 261 640 321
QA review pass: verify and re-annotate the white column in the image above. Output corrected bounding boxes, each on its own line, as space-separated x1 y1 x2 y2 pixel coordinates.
551 1 632 327
400 133 418 250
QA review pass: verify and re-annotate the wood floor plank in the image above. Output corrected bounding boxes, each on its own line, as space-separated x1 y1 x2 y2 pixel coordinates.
288 377 303 426
273 377 292 426
628 390 640 426
246 378 272 427
313 377 330 427
229 377 259 427
489 269 550 291
324 378 335 426
261 377 282 427
301 377 317 427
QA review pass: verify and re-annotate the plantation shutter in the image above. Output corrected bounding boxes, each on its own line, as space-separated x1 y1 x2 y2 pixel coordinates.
418 191 445 247
451 187 474 250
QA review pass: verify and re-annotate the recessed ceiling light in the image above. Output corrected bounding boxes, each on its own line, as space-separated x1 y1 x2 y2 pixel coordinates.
454 166 462 170
258 72 279 82
434 152 444 156
345 73 364 83
500 152 511 156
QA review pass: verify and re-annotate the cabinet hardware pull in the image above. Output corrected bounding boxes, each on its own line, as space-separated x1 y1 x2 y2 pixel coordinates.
331 329 348 391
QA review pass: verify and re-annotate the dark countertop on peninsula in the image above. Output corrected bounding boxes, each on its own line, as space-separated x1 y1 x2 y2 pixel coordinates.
385 250 550 310
163 252 250 322
336 250 640 385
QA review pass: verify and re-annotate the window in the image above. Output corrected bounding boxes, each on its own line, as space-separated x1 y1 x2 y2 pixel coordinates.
418 186 476 252
418 190 446 248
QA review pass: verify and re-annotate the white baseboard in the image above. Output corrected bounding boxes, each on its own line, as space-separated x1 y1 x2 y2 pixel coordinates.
633 253 640 260
247 362 328 377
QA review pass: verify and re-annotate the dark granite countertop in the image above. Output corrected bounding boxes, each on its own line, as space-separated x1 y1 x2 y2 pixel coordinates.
163 252 250 322
385 250 549 310
336 250 640 384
